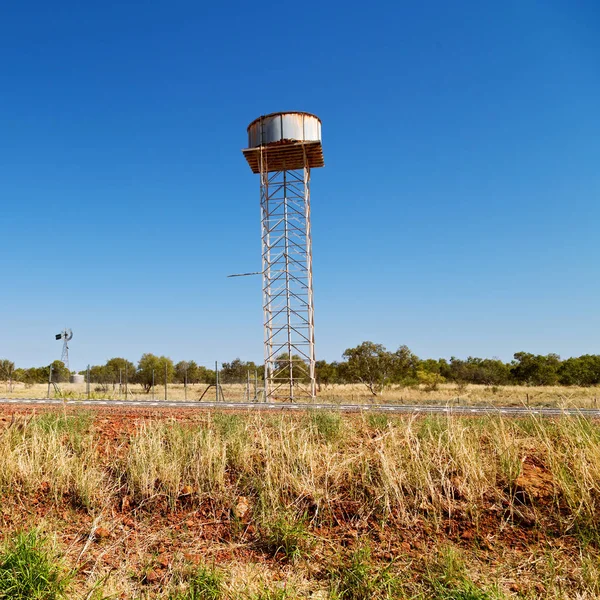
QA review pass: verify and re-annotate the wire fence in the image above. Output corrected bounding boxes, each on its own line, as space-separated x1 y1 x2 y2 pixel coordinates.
3 363 600 408
2 363 269 403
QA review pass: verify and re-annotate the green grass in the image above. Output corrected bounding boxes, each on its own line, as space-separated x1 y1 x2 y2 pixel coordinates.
169 565 223 600
212 413 245 438
427 582 500 600
424 547 503 600
367 413 390 431
0 530 71 600
246 591 293 600
260 512 311 561
307 410 342 442
328 546 400 600
31 411 93 436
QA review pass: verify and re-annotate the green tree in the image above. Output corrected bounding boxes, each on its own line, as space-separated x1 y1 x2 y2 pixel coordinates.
336 361 351 384
511 352 561 386
104 357 136 382
272 354 310 383
136 354 175 393
196 365 216 384
559 355 600 386
174 360 203 384
342 341 396 396
220 358 258 383
389 345 420 383
89 364 110 385
447 357 512 385
14 367 43 384
418 358 444 375
315 360 339 390
89 358 136 385
416 369 446 389
0 359 15 383
48 360 70 383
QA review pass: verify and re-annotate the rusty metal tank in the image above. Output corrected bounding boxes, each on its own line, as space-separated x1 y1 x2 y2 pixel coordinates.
247 112 322 148
243 111 324 173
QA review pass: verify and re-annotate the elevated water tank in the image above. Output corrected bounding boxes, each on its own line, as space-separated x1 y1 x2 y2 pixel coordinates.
243 111 324 174
247 112 322 148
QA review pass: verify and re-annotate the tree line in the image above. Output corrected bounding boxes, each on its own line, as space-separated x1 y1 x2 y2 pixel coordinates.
2 343 600 395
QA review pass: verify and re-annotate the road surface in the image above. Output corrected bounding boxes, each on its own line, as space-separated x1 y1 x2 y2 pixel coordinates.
0 397 598 417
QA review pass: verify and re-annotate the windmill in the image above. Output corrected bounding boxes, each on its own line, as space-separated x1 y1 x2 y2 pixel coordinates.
55 328 73 370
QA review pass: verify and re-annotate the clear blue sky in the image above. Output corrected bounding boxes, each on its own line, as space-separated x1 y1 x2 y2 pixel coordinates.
2 0 599 371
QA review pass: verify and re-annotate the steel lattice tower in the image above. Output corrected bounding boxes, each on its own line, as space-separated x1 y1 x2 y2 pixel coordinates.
243 112 324 402
55 328 73 370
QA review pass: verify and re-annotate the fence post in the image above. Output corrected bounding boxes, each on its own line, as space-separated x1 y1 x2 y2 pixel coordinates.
47 364 53 398
215 361 219 403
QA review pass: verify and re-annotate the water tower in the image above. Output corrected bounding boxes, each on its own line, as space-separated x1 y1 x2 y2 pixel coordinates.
242 112 324 402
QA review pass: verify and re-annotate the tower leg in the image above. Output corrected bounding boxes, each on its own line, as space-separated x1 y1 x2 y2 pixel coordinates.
260 159 316 402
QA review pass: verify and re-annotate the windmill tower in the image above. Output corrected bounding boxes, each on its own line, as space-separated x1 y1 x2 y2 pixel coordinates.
55 328 73 370
242 112 324 402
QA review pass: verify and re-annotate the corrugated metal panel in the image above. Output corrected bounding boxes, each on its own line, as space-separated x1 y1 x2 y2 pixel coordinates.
303 117 321 142
281 113 304 142
263 114 282 145
247 112 321 148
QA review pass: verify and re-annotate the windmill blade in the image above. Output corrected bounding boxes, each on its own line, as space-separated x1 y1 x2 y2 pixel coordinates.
66 329 73 341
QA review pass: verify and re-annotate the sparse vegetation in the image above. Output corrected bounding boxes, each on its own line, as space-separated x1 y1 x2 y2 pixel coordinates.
307 410 343 442
259 511 311 561
328 545 399 599
170 565 223 600
424 546 502 600
0 412 107 508
1 408 600 597
366 413 390 431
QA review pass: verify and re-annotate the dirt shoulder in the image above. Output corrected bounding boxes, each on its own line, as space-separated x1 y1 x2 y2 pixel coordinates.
0 407 598 599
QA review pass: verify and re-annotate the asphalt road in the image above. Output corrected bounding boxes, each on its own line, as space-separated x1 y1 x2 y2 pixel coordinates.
0 397 598 417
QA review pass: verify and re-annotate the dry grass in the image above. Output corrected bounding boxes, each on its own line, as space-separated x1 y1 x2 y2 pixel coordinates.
124 421 228 507
0 411 108 509
4 381 600 407
2 409 600 597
